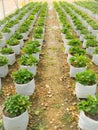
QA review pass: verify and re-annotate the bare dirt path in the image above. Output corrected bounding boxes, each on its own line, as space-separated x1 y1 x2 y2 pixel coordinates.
29 4 78 130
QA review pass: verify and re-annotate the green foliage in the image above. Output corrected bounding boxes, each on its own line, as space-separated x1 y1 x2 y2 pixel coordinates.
86 39 98 47
12 68 34 84
18 25 29 33
0 47 14 54
33 33 43 39
80 29 88 35
61 27 68 34
34 27 43 34
68 39 81 46
27 40 40 47
0 56 8 66
28 15 34 20
84 34 95 39
7 37 19 46
94 47 98 54
2 27 11 33
3 94 31 117
12 32 23 40
19 55 38 66
76 69 97 85
65 33 75 39
78 95 98 116
22 43 40 54
69 55 89 67
69 46 86 56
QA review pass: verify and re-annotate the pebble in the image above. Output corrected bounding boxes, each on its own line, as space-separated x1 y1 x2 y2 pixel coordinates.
45 84 50 88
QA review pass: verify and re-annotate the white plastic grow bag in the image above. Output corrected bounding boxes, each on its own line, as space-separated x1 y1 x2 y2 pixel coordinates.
21 33 28 40
19 39 24 48
65 44 71 54
0 65 8 78
2 33 11 40
80 34 84 42
8 44 20 55
0 37 6 48
86 47 95 56
67 53 72 64
33 53 40 61
82 39 86 48
0 53 16 65
15 78 35 96
70 65 86 78
92 54 98 65
3 110 29 130
75 82 97 98
78 111 98 130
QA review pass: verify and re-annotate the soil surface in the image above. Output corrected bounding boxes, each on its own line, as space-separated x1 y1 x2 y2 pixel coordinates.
28 4 79 130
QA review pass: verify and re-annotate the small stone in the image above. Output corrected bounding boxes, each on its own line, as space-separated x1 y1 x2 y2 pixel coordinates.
50 121 53 124
45 84 50 88
41 103 44 106
48 95 52 98
47 91 51 94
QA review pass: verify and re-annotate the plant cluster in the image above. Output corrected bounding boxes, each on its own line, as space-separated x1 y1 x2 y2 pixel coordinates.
12 68 34 84
3 94 31 117
76 69 97 85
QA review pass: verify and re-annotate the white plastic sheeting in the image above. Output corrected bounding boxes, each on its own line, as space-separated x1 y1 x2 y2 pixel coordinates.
0 0 30 20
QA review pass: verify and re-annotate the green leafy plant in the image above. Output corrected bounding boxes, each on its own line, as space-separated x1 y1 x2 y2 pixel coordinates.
12 68 34 84
61 27 68 34
65 33 75 39
69 55 89 67
19 55 38 66
69 47 86 56
28 15 34 20
76 69 97 85
0 56 8 66
84 34 95 39
2 27 11 33
0 47 14 54
33 33 43 39
18 26 29 33
6 20 14 28
26 40 40 47
34 27 43 34
80 29 88 35
86 39 98 47
22 44 40 54
93 47 98 54
12 32 23 40
78 95 98 117
7 37 19 46
68 39 81 46
3 94 31 117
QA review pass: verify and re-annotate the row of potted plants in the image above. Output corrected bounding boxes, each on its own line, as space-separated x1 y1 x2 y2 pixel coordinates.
74 0 98 20
64 2 98 40
59 1 98 65
0 3 43 82
54 2 98 130
0 2 40 49
0 2 37 30
1 2 48 130
0 3 37 41
32 2 47 46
